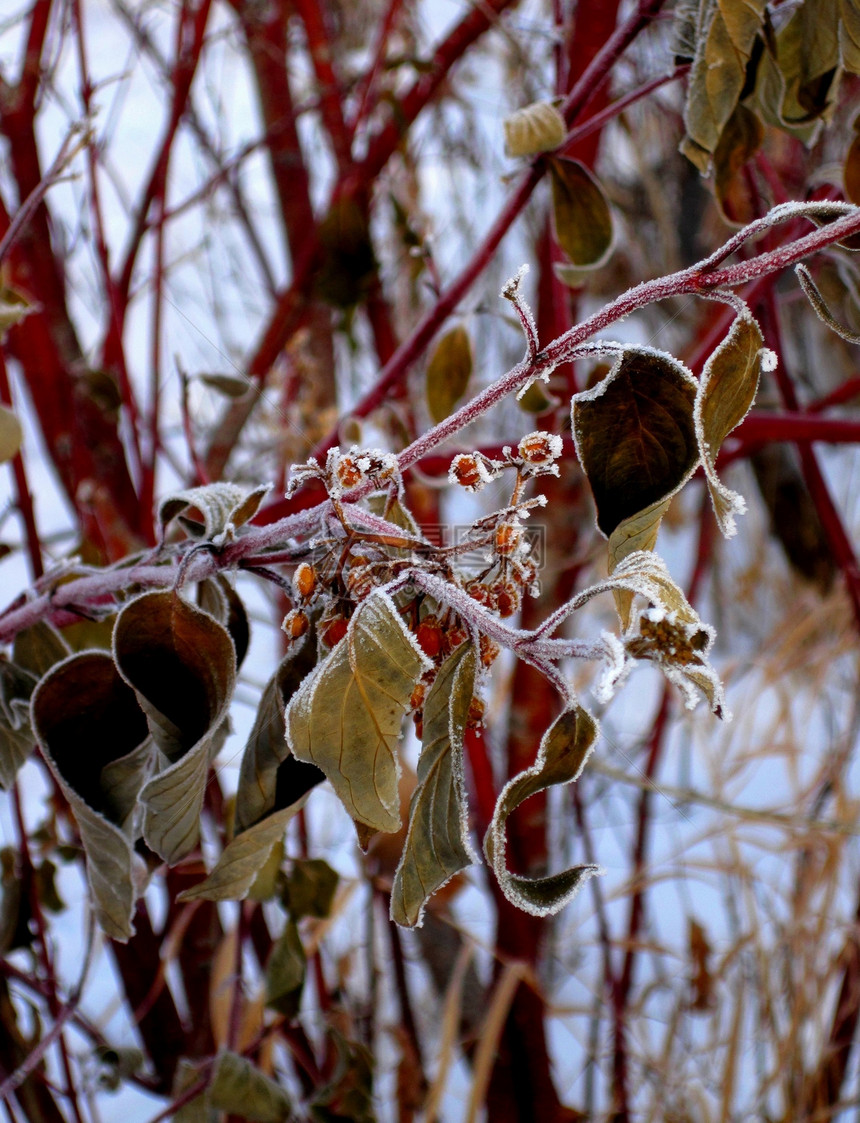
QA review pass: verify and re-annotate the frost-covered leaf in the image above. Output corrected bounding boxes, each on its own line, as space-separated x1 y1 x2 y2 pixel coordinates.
608 499 671 630
0 405 22 466
607 553 726 716
775 0 840 126
197 575 250 669
549 158 614 269
177 802 304 903
31 652 151 940
484 706 601 916
265 920 306 1017
114 591 236 864
391 645 478 927
285 592 431 833
796 263 860 344
571 348 698 537
158 482 270 545
694 313 767 537
713 104 764 226
504 100 566 157
573 551 726 714
426 325 473 425
681 0 768 170
235 639 321 833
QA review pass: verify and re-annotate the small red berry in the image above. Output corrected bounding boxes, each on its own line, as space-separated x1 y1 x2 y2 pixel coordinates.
449 453 481 489
320 614 349 648
415 616 444 659
518 431 563 465
294 562 316 599
334 454 363 490
282 608 309 641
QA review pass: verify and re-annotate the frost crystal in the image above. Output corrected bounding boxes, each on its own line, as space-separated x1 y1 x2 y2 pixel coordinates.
500 263 530 300
759 348 778 373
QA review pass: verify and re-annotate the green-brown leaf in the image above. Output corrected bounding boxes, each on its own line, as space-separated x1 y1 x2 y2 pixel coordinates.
608 498 672 630
31 652 151 940
285 592 431 833
265 920 306 1017
681 0 768 170
694 313 766 536
391 645 478 927
714 104 764 226
484 706 601 916
177 803 304 903
571 348 698 537
235 639 320 833
114 591 236 864
426 325 473 425
549 158 614 269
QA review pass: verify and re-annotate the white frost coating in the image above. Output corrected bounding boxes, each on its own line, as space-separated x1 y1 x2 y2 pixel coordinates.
515 369 551 401
594 631 629 704
760 348 778 373
500 262 530 300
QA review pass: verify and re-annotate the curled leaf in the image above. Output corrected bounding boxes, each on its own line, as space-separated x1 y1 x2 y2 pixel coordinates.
484 706 601 916
608 498 672 630
31 652 152 940
235 639 320 833
713 104 764 226
158 482 270 545
571 348 698 537
285 591 432 833
504 100 566 157
549 158 614 270
796 263 860 344
114 591 236 864
391 645 478 927
426 325 473 425
583 551 726 716
694 313 766 537
197 576 250 668
681 0 768 170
